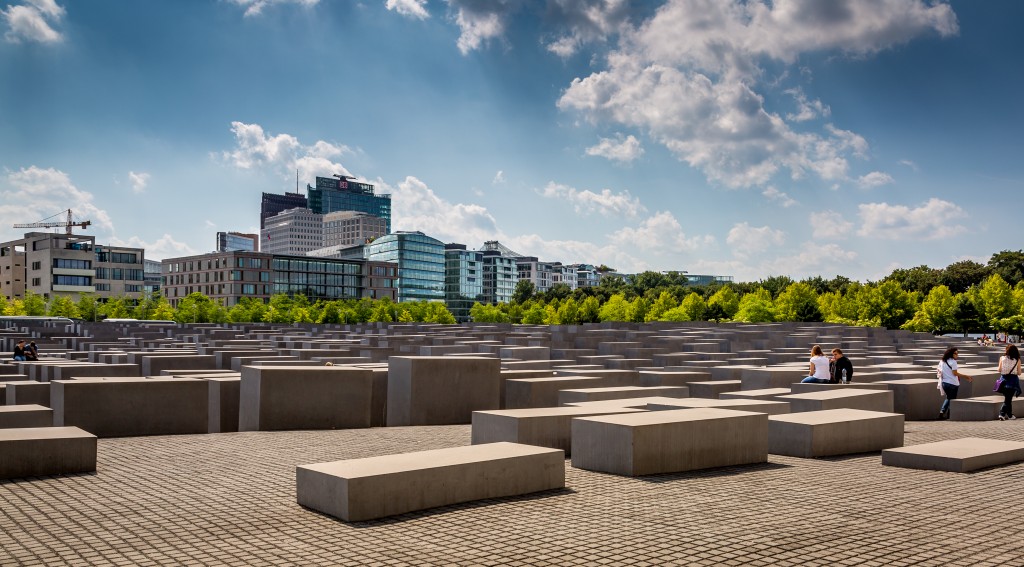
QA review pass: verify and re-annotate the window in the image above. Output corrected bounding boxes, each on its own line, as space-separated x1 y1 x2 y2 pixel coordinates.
95 283 111 291
31 261 40 270
53 258 92 270
31 278 40 286
53 275 91 286
125 284 142 292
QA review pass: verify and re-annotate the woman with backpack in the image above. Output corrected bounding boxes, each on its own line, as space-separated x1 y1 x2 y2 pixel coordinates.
996 344 1022 421
937 347 972 420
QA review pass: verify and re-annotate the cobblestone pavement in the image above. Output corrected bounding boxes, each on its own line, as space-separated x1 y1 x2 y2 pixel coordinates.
2 420 1023 567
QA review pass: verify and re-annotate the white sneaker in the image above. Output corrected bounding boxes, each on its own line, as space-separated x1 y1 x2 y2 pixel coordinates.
1010 415 1018 420
999 415 1007 421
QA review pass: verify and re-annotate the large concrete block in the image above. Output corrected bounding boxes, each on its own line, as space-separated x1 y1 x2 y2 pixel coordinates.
505 377 604 409
571 408 768 476
882 437 1024 472
51 363 141 380
296 442 565 522
875 378 944 420
779 389 894 413
768 409 904 458
949 396 1024 421
646 397 790 415
0 426 97 479
0 404 53 428
471 407 646 454
239 366 373 431
552 369 639 387
386 357 501 426
688 380 742 399
741 367 805 390
557 386 689 406
141 355 217 376
638 371 712 387
788 382 890 394
719 388 792 402
5 381 50 407
207 377 240 433
52 378 209 438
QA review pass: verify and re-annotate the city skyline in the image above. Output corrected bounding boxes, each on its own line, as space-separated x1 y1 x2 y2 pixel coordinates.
1 1 1021 282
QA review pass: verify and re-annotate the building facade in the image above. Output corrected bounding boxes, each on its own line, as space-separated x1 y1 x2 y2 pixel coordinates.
160 251 397 307
364 232 444 303
0 232 144 301
308 176 392 233
260 208 324 256
259 191 307 229
444 244 485 322
144 259 162 297
322 210 387 248
516 257 555 294
217 232 258 252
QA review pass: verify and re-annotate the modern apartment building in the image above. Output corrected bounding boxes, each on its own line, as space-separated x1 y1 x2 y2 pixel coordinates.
0 232 144 301
260 208 324 256
160 251 397 307
259 191 307 229
144 259 162 297
444 244 484 322
323 210 387 248
217 231 258 252
364 232 443 303
551 263 579 290
308 176 392 233
516 257 555 294
480 249 518 304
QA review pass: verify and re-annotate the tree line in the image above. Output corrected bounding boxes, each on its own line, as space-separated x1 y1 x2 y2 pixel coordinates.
470 250 1024 334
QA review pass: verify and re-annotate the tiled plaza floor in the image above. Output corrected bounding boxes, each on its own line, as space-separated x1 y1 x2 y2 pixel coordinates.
2 420 1022 566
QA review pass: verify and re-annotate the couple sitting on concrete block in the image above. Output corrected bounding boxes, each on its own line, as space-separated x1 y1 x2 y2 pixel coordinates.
801 345 853 384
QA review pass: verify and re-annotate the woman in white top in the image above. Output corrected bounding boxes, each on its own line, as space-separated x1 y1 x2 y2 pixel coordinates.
800 345 832 384
996 344 1022 421
937 347 972 420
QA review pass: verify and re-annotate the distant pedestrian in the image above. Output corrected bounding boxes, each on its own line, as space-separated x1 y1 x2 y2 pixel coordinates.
801 345 831 384
25 341 39 361
937 347 972 420
830 348 854 384
12 340 26 361
996 344 1021 421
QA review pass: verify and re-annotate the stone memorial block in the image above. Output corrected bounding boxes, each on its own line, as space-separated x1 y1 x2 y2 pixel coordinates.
142 355 217 376
719 388 792 403
638 371 711 387
505 377 604 409
52 378 208 437
875 378 943 420
768 409 903 458
51 364 141 381
779 389 894 413
387 356 501 426
557 386 689 406
788 382 891 394
5 381 50 407
741 367 806 390
571 408 768 476
207 377 241 433
646 397 790 415
949 395 1024 421
687 380 742 399
0 404 53 429
471 407 646 454
296 442 565 522
239 366 373 431
882 437 1024 472
0 426 97 480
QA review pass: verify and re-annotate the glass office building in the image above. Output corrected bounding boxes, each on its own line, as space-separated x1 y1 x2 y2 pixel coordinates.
308 176 392 233
480 250 517 304
444 244 485 322
260 192 308 229
365 232 443 303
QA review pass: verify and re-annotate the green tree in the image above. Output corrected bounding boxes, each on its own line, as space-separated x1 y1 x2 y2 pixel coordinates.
883 265 940 295
626 297 651 323
47 295 80 318
556 298 581 325
645 291 679 322
910 285 956 334
423 302 456 324
76 294 100 321
678 292 707 321
856 281 915 329
987 249 1024 287
99 296 132 320
6 298 25 316
521 303 546 324
774 283 820 322
368 299 394 323
978 274 1014 327
22 291 46 316
541 283 572 302
707 286 740 319
512 280 536 304
734 288 775 322
397 308 415 323
759 275 794 298
598 294 630 322
938 260 989 294
579 296 601 323
951 293 983 336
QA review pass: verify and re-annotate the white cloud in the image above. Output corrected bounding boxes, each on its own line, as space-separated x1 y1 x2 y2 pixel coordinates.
1 0 64 44
857 198 967 240
898 159 919 171
221 121 352 184
543 0 631 57
384 176 500 245
585 134 644 164
762 186 796 208
227 0 319 17
0 167 115 240
610 211 714 254
540 181 645 218
448 1 515 54
726 222 785 258
810 210 853 239
108 234 196 262
492 170 506 184
386 0 429 19
128 171 150 194
857 171 894 188
558 0 957 189
785 87 830 122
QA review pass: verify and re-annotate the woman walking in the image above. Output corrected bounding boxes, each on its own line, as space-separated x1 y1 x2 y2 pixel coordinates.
937 347 972 420
996 344 1022 421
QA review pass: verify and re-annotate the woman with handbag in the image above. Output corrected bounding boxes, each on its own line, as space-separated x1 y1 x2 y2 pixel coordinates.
937 347 972 420
996 344 1022 421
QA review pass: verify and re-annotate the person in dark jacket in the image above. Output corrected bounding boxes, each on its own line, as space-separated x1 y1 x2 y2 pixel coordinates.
25 341 38 361
831 348 854 383
12 340 26 361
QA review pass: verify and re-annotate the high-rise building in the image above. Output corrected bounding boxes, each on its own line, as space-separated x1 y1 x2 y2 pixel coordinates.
308 176 391 233
260 208 324 256
0 232 144 301
444 244 485 322
217 231 258 252
144 259 162 297
480 249 517 304
323 210 387 248
364 231 443 302
260 191 307 229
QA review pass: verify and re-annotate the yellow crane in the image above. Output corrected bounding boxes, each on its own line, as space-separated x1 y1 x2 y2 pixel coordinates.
13 209 92 235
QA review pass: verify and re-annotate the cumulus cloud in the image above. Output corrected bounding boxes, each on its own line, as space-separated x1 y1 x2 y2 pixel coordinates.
857 198 967 240
221 121 353 184
762 186 796 208
383 176 501 245
227 0 319 17
540 181 646 218
558 0 957 188
810 210 854 239
386 0 429 19
610 210 714 254
2 0 64 44
785 87 830 122
585 134 644 164
726 222 785 258
128 171 150 194
447 0 518 54
108 234 196 262
0 166 115 239
492 170 506 184
543 0 632 57
857 171 894 188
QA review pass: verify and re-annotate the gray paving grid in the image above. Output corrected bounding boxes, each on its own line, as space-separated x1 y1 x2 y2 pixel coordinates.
2 420 1023 567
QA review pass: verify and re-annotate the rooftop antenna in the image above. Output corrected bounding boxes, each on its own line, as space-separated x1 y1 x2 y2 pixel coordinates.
296 169 300 194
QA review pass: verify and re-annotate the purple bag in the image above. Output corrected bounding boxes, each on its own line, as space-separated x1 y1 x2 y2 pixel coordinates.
994 377 1005 392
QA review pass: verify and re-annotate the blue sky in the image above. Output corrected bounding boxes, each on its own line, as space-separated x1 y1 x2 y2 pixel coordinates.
1 0 1021 282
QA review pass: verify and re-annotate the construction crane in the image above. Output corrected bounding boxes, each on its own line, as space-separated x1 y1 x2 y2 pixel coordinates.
14 209 92 235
